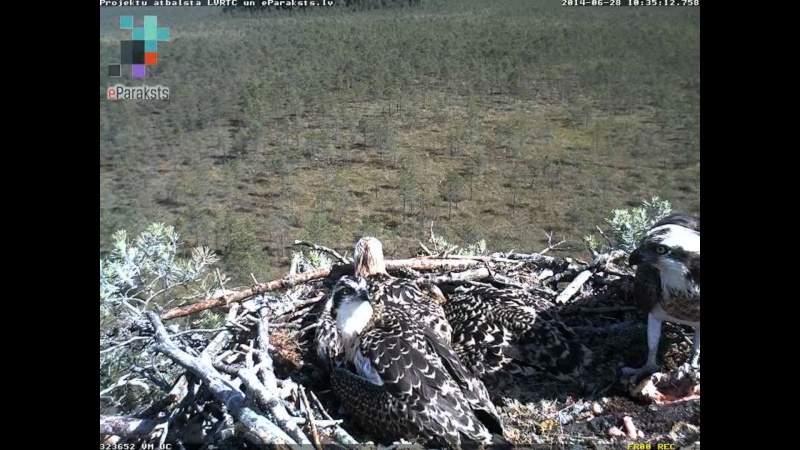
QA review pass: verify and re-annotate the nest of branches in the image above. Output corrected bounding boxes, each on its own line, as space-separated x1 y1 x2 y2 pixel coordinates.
100 240 699 449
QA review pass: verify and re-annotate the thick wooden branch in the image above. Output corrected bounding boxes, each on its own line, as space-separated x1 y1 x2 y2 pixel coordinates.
100 415 160 438
238 369 311 445
386 258 483 271
160 268 332 320
161 258 483 320
255 306 312 444
144 312 297 446
490 251 571 271
415 267 491 284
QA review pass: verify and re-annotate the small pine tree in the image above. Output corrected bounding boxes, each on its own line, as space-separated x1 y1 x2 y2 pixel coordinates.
583 196 673 254
100 223 225 413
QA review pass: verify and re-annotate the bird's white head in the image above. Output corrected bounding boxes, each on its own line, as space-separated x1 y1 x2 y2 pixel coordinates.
332 276 375 341
354 236 388 277
630 220 700 294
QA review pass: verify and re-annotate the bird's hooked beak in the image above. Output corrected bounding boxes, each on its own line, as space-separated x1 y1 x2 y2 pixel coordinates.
357 287 371 305
629 248 643 266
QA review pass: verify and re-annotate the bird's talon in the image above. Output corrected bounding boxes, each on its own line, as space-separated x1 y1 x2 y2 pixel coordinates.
621 364 660 379
675 363 699 382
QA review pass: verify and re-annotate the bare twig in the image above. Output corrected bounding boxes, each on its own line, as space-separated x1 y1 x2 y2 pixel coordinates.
418 241 435 256
555 270 593 304
99 373 149 396
291 418 343 427
542 255 605 286
292 240 351 264
254 306 313 444
299 386 323 450
306 389 333 420
307 389 359 445
489 272 527 289
272 294 326 325
100 337 149 354
540 231 567 255
595 225 615 250
237 368 312 445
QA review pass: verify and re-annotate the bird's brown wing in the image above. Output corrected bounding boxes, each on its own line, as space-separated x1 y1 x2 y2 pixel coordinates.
370 274 453 344
422 325 505 437
313 296 342 374
352 312 493 446
447 282 591 379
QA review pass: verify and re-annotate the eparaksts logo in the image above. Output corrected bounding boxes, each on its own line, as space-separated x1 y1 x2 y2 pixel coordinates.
107 84 170 100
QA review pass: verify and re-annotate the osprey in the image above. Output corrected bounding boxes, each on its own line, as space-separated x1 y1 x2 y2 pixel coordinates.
445 282 592 380
315 236 452 374
354 236 453 342
329 276 508 448
623 212 700 377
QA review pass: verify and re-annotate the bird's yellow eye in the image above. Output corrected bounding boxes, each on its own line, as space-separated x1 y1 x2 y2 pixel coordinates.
655 245 667 255
341 287 353 296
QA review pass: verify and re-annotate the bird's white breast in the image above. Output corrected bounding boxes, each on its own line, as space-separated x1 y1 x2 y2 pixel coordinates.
337 299 374 341
656 257 700 298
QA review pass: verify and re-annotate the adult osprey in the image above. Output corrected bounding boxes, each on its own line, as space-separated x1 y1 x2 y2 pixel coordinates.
315 236 452 374
444 282 592 380
328 276 508 448
623 212 700 377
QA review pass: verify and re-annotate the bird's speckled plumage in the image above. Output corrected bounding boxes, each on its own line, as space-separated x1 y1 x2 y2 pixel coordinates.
445 282 592 380
328 276 507 448
625 211 700 376
354 237 453 343
315 237 453 375
314 293 344 374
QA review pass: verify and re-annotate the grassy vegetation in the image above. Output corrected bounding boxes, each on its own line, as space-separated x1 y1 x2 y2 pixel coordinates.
99 0 700 284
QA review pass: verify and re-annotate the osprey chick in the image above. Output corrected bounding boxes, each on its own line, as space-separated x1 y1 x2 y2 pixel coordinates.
353 236 453 343
329 276 507 448
445 282 592 380
623 212 700 378
315 236 452 374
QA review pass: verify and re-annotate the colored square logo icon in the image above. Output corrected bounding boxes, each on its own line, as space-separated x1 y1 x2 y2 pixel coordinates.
108 15 168 79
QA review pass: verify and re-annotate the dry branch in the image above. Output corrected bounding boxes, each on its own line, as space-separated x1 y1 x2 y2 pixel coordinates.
144 311 297 446
387 258 484 271
307 386 359 446
490 251 571 271
299 386 323 450
555 270 593 304
161 258 484 320
292 240 351 263
416 267 491 284
253 305 313 444
100 415 161 438
160 268 332 320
